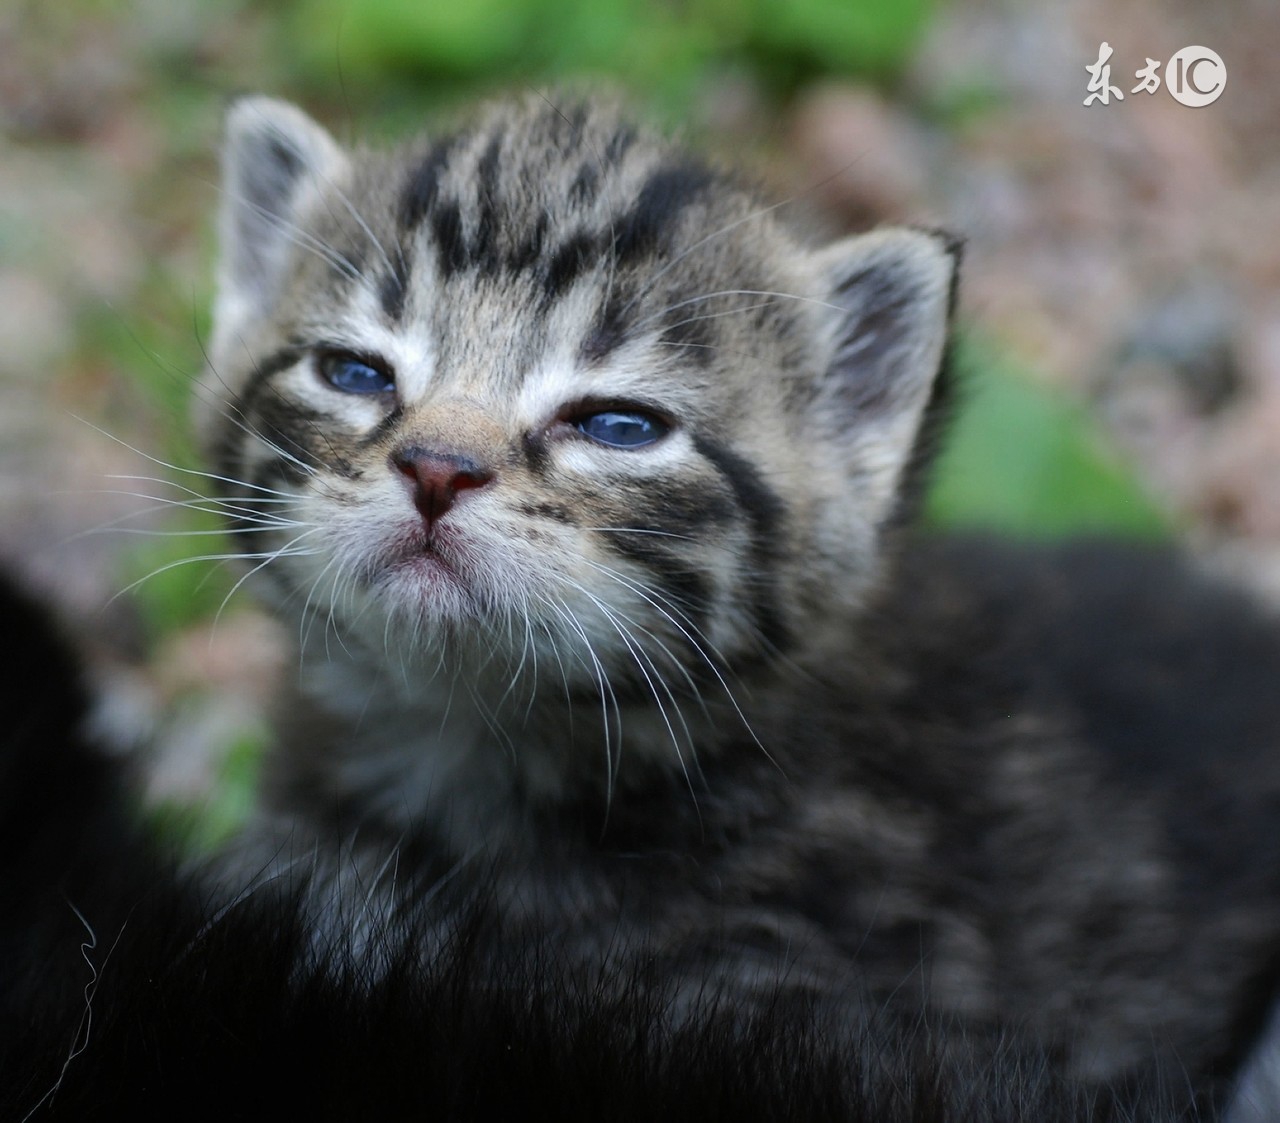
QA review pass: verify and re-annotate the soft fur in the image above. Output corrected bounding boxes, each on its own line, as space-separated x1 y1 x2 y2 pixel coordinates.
0 575 1218 1120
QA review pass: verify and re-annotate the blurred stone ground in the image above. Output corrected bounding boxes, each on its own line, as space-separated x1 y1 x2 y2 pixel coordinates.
2 0 1278 806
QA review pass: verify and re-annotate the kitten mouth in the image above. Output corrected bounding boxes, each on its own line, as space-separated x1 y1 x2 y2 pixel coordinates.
379 525 471 587
393 535 452 568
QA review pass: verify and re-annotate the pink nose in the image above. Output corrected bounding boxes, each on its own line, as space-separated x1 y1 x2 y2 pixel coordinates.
391 448 493 528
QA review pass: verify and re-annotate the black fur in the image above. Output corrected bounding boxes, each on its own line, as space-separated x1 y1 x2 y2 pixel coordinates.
543 228 602 301
611 162 716 266
400 137 460 231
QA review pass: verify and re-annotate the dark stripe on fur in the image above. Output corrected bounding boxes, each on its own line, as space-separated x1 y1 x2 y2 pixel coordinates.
613 163 716 266
544 229 601 301
431 199 468 278
509 213 548 275
599 533 712 667
603 123 637 165
233 345 304 416
522 431 551 477
212 345 304 483
570 161 599 204
581 291 629 364
658 301 716 366
379 248 412 322
400 136 459 229
248 454 307 493
691 434 789 654
519 501 575 524
472 129 505 276
619 483 735 536
251 396 356 482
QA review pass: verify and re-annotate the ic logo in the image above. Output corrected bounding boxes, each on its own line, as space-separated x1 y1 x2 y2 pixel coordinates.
1165 45 1227 107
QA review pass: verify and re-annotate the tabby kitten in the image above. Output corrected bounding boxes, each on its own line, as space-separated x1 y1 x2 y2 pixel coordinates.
202 93 1280 1110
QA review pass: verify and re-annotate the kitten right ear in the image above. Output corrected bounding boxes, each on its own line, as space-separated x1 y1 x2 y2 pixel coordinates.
806 227 959 528
214 97 345 349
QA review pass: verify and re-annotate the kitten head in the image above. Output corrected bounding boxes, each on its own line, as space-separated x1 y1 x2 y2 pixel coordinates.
202 94 955 764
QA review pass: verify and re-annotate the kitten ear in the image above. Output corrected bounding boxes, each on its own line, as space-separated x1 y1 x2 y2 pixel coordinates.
214 96 346 349
808 227 959 523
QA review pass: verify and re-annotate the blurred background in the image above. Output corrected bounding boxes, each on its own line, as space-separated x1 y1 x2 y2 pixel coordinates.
3 0 1279 840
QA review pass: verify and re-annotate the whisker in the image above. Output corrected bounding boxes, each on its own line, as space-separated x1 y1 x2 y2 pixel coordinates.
70 416 309 499
538 592 622 809
212 530 318 627
207 178 364 282
560 576 702 819
109 530 322 605
583 559 782 777
60 494 303 544
631 289 842 337
581 526 697 543
635 299 783 339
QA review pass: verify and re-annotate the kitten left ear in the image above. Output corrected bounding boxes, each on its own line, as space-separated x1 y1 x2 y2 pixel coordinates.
213 96 347 357
807 227 959 522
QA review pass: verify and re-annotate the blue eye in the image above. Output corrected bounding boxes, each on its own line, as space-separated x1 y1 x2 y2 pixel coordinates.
573 410 669 449
318 352 395 395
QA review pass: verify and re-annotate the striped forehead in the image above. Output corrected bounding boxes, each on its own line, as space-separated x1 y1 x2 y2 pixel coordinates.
337 104 736 333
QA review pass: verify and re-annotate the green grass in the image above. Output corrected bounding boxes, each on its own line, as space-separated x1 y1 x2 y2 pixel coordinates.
281 0 936 107
925 336 1169 539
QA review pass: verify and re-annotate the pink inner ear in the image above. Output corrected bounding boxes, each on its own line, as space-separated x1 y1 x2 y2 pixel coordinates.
824 255 943 423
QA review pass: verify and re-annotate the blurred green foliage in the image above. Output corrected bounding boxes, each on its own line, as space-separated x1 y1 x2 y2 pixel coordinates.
147 728 267 854
281 0 935 107
926 337 1169 539
86 278 237 643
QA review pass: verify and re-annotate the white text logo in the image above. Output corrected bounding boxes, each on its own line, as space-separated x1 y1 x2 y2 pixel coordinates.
1085 43 1226 108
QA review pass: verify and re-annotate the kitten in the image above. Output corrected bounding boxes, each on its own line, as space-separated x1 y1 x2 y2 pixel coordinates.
204 92 1280 1103
8 91 1280 1117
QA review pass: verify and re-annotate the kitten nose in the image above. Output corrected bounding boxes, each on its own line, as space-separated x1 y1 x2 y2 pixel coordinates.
391 447 493 528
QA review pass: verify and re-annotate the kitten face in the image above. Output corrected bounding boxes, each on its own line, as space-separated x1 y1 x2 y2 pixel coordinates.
204 95 955 760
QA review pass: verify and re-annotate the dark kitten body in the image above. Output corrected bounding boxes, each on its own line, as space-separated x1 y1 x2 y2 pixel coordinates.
252 533 1280 1103
0 572 1202 1121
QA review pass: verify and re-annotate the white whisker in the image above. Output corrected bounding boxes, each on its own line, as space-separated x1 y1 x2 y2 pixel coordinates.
631 289 842 337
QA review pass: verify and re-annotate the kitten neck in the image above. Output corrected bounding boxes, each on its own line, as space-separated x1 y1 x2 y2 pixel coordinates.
267 627 751 851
